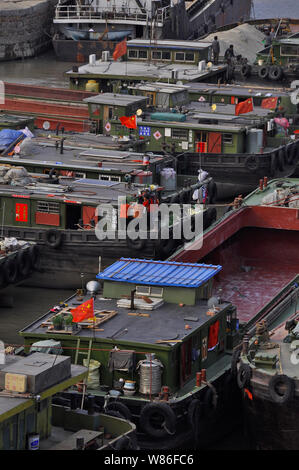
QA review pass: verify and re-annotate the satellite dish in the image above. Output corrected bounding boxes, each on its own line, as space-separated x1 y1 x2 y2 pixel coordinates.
43 121 50 130
290 88 299 105
86 280 101 294
211 104 217 111
136 109 143 116
176 80 183 85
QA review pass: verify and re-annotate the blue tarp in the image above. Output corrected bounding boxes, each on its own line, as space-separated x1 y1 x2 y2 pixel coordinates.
0 129 25 148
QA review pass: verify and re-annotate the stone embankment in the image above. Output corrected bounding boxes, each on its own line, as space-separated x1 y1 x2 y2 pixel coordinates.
0 0 57 60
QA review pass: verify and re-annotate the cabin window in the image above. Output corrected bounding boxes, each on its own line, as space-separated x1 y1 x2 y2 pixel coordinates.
138 50 148 59
136 285 163 297
185 52 195 62
152 51 162 60
280 45 299 56
36 201 60 226
162 51 171 60
36 201 60 213
223 133 233 144
175 52 185 61
128 49 138 58
108 107 114 120
99 175 121 182
171 128 188 140
74 172 86 178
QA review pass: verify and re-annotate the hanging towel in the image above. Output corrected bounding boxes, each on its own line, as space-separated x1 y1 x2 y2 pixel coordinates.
108 350 135 372
208 320 220 351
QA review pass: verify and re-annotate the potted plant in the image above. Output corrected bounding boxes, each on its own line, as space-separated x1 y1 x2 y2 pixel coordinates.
64 314 73 332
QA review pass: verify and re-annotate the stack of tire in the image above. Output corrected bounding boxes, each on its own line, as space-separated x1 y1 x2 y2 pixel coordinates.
0 244 39 289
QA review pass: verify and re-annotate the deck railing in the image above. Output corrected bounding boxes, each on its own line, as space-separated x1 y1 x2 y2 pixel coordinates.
54 5 170 23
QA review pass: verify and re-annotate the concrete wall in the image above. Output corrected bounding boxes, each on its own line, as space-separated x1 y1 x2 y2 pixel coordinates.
0 0 57 60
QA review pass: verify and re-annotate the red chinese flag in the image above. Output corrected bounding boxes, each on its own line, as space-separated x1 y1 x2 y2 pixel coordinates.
261 97 278 109
71 298 94 323
235 98 254 116
208 320 220 350
119 115 137 129
113 39 127 61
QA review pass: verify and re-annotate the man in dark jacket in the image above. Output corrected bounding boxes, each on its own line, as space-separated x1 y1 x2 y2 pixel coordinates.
224 44 235 63
212 36 220 65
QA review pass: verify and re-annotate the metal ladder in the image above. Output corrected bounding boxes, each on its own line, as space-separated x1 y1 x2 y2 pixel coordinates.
74 338 93 409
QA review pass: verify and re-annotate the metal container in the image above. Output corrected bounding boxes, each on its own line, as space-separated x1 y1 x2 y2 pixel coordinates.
246 128 264 154
137 354 163 395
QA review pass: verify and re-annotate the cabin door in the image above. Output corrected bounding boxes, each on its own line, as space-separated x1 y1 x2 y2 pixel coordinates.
195 131 207 153
65 203 82 229
207 132 222 153
180 338 192 386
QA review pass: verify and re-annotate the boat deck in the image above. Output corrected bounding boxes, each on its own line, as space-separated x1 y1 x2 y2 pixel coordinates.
20 294 230 346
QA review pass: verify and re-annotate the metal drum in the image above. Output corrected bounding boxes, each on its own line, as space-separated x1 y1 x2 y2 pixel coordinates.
137 354 163 395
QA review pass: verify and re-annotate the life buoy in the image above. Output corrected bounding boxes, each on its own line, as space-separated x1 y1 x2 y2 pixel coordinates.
139 402 176 439
3 257 18 284
258 66 269 79
268 374 295 404
241 64 252 78
28 245 39 270
44 229 63 249
106 401 132 421
269 65 283 81
270 151 278 176
244 155 260 172
277 148 285 171
16 249 31 277
49 168 58 179
237 363 252 389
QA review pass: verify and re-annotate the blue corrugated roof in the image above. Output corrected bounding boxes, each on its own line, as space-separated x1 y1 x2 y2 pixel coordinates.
96 258 222 288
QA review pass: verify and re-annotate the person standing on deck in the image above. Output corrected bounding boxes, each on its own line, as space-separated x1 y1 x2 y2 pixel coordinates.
212 36 220 65
224 44 235 63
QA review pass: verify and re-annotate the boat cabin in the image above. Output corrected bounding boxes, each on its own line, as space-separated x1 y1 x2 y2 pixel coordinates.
255 37 299 68
19 258 239 396
128 82 190 109
126 39 212 65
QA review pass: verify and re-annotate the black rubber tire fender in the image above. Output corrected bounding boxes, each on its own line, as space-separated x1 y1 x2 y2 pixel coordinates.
3 257 18 284
28 244 40 270
106 401 132 421
268 374 295 404
241 64 252 78
286 143 297 166
187 398 203 428
155 237 176 257
204 207 217 230
104 409 124 419
16 249 32 277
237 363 252 389
126 235 146 251
179 189 190 204
44 229 63 249
258 66 269 79
269 65 283 81
170 194 179 204
231 347 241 378
139 402 176 439
277 148 285 171
244 155 260 172
113 435 137 450
270 151 278 177
0 268 7 289
202 384 218 412
207 180 217 204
